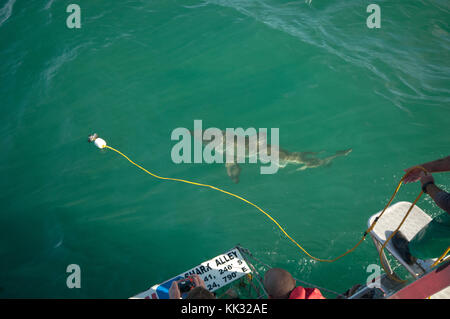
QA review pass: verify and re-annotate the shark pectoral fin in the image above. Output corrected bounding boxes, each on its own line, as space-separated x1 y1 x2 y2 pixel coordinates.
277 161 287 168
295 165 308 171
225 162 241 184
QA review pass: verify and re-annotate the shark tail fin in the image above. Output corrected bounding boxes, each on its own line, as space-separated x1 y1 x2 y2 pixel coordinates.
335 148 352 157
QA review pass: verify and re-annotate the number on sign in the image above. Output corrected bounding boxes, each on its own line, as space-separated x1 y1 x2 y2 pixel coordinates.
223 272 237 283
207 282 219 291
219 265 233 275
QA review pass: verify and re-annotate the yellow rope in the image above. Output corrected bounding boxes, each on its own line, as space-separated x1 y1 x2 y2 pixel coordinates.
371 166 426 283
431 246 450 268
378 191 424 283
372 166 449 283
103 145 432 266
105 145 328 262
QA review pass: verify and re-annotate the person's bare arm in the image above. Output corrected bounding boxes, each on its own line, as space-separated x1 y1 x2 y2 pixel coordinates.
404 156 450 183
422 156 450 173
169 280 182 299
424 183 442 198
420 175 450 214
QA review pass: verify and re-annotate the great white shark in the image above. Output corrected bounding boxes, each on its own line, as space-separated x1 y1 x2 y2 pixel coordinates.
189 129 352 183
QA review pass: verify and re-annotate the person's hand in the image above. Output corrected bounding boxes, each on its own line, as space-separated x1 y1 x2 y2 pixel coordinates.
403 167 426 183
169 280 181 299
169 275 205 299
191 275 206 289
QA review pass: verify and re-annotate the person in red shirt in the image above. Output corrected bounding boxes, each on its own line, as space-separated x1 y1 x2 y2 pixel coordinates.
263 268 325 299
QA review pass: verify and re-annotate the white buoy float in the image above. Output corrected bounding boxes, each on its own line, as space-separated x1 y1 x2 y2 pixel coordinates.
88 133 107 149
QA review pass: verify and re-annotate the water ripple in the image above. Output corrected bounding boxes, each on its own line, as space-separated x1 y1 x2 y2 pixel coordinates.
206 0 450 113
0 0 15 27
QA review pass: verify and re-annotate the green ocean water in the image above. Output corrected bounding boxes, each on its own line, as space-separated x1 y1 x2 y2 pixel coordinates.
0 0 449 298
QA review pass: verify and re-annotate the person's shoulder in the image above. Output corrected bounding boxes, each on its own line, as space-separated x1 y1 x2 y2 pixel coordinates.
288 286 326 299
288 286 306 299
304 287 326 299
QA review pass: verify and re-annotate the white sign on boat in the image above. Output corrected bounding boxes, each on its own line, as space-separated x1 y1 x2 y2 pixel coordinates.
131 247 252 299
